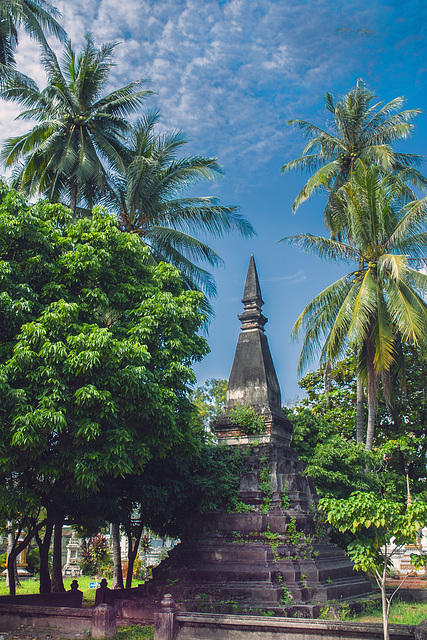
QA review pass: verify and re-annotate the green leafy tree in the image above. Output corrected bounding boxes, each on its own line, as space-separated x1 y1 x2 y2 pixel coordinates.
190 377 228 435
90 441 247 587
296 349 427 494
80 534 109 578
103 111 255 296
1 34 150 213
0 0 66 84
0 183 208 593
133 445 247 538
283 162 427 450
296 355 360 437
320 492 427 640
281 79 426 231
284 407 377 502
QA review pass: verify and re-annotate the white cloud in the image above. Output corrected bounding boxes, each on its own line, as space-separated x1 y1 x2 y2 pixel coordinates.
263 270 307 286
0 0 381 177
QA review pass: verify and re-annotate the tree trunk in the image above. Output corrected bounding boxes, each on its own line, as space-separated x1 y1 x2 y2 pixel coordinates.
6 528 37 596
356 375 365 444
112 522 124 589
51 521 65 592
365 377 377 451
381 582 389 640
380 556 390 640
70 181 78 215
365 341 377 452
7 548 18 596
35 522 54 593
5 524 20 592
125 522 144 589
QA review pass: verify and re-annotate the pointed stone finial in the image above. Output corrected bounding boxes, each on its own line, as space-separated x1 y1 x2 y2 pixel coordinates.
243 254 263 306
215 256 293 445
238 255 267 333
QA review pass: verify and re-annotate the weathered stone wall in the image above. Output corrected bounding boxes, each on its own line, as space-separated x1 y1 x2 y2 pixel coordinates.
157 610 417 640
0 604 92 635
0 603 117 638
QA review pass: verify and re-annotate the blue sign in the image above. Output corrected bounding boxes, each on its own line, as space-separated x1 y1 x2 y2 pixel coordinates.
90 581 100 589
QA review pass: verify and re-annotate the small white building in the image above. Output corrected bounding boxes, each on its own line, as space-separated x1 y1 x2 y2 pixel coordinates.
388 527 427 578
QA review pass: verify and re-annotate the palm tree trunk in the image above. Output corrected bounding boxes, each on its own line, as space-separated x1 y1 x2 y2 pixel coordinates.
356 375 365 444
70 181 78 215
365 342 377 452
112 522 124 589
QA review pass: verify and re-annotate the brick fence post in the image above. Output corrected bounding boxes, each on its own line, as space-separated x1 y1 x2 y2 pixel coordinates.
91 603 116 639
154 593 176 640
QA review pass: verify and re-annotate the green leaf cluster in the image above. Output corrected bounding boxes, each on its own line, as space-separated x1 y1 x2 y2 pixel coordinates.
320 492 427 570
229 403 266 435
0 183 208 525
284 406 377 499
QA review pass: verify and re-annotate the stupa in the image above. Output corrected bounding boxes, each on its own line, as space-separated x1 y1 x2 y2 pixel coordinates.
151 256 371 617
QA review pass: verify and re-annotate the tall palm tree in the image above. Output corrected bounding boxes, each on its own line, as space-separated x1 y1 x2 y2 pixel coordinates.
1 34 151 213
281 80 426 234
283 161 427 450
103 110 256 297
0 0 66 83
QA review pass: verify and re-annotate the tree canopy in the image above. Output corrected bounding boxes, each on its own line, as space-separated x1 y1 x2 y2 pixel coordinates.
0 182 209 590
283 161 427 449
1 34 151 213
0 0 66 84
103 111 255 297
281 79 426 232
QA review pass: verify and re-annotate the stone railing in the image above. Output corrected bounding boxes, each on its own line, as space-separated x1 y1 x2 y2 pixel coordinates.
154 594 426 640
0 603 116 638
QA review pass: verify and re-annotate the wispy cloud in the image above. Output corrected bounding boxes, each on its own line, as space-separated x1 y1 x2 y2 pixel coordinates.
2 0 381 175
262 270 307 286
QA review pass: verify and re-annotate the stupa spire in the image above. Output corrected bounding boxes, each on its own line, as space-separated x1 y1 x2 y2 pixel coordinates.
226 255 281 412
238 254 267 333
215 255 293 445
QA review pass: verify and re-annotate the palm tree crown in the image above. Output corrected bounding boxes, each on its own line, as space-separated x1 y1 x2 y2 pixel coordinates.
0 0 66 82
283 161 427 449
103 110 256 297
1 33 151 212
282 80 426 232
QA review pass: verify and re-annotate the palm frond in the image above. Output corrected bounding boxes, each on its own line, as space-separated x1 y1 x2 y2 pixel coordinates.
291 160 341 212
371 290 396 373
144 232 219 298
347 269 378 343
385 279 427 346
281 233 358 263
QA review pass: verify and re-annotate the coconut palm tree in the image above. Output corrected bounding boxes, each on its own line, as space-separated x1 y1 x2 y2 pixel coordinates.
103 110 256 297
283 161 427 450
0 0 66 83
281 80 426 234
1 33 151 213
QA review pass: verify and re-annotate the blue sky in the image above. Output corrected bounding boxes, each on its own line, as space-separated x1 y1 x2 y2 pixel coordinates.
1 0 426 402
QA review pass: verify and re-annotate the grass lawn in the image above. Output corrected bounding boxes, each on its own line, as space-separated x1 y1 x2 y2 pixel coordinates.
116 627 154 640
0 574 116 606
352 599 427 625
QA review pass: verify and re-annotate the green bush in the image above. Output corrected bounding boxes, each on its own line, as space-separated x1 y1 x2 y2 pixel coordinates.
229 404 265 435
